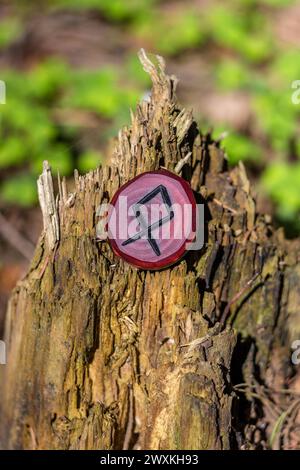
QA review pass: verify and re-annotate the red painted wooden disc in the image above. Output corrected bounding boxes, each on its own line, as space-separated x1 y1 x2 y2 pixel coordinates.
107 169 196 270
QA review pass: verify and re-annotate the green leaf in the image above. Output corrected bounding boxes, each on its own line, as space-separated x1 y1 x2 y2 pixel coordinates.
271 50 300 83
296 138 300 159
262 162 300 215
157 10 205 55
52 0 155 21
97 0 155 21
27 59 72 101
65 67 140 118
269 410 288 449
77 150 102 173
241 34 273 63
219 131 262 166
0 174 38 207
0 138 27 169
134 9 205 56
124 54 151 87
0 18 22 48
31 145 73 176
253 91 297 150
215 60 252 91
207 6 273 63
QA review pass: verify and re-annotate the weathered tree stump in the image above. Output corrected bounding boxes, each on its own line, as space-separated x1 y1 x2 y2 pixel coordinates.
0 50 299 450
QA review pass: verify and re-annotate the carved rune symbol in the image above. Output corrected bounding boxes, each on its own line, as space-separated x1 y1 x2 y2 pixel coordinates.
122 185 174 256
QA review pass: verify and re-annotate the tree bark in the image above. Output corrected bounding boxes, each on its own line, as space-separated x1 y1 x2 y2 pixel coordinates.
0 50 299 450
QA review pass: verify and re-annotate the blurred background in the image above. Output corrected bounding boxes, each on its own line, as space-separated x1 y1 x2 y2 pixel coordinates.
0 0 299 334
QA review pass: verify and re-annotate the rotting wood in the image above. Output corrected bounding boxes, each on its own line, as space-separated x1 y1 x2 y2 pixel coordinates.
0 50 300 450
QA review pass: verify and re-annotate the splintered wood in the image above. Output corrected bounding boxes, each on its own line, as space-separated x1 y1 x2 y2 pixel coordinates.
0 50 299 450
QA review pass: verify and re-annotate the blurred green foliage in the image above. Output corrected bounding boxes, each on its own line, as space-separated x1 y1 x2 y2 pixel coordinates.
207 6 273 63
0 174 38 207
212 129 263 167
133 8 205 55
0 17 22 48
63 68 140 118
262 162 300 235
0 0 300 235
0 59 143 206
53 0 156 21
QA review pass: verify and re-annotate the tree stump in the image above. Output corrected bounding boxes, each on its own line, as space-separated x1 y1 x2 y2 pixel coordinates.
1 50 299 450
